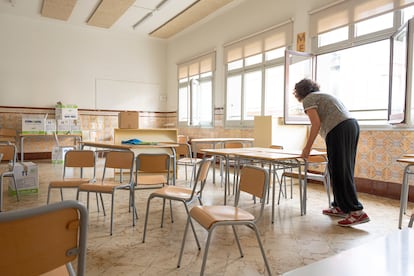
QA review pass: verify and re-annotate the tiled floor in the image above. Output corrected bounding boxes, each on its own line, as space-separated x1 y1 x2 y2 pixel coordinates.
2 159 413 276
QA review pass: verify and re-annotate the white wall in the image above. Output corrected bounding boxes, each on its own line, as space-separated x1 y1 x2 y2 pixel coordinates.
166 0 336 111
0 13 168 111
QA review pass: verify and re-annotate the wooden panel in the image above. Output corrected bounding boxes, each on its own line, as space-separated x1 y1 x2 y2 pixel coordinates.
41 0 77 21
150 0 234 39
87 0 135 28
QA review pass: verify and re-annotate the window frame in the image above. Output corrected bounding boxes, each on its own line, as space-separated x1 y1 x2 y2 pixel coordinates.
177 52 215 128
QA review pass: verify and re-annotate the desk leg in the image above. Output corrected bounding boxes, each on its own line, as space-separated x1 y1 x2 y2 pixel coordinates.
298 160 304 216
399 165 412 228
20 136 25 162
271 162 275 223
171 147 177 186
303 161 308 215
224 155 230 205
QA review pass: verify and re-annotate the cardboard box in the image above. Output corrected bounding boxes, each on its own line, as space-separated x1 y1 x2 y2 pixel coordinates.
44 119 57 134
52 146 74 164
118 111 138 129
8 162 39 195
55 104 78 120
70 119 82 135
56 119 71 134
21 116 45 134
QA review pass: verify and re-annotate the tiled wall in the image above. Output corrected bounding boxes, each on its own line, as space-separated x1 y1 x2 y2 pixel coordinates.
1 107 412 188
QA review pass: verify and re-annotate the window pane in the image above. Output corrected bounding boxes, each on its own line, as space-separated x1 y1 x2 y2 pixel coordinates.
265 47 285 61
245 53 263 66
265 65 284 116
226 75 242 120
178 86 189 122
318 26 348 47
244 70 262 120
228 60 243 71
355 12 393 37
316 40 390 121
192 79 212 125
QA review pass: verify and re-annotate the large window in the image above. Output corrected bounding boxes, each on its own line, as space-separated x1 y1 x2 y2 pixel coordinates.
224 21 293 127
286 0 414 126
178 52 215 127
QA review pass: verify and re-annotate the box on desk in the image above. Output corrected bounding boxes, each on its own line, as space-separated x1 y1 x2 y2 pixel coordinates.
52 146 74 164
55 104 78 120
8 162 39 195
56 119 82 135
118 111 139 129
21 116 45 135
45 119 57 134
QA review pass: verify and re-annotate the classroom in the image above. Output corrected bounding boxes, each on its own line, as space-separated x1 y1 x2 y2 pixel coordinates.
1 0 414 275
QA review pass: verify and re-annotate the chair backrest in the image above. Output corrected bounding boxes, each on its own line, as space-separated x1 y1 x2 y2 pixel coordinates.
175 143 192 158
270 145 283 149
63 150 96 179
190 157 213 196
224 142 243 149
136 153 171 173
307 154 328 175
135 153 171 185
0 144 17 166
102 150 135 183
0 128 17 144
0 200 88 276
236 165 269 220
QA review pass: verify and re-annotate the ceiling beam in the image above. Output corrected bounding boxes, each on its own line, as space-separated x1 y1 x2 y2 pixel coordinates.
87 0 135 29
149 0 234 39
41 0 77 21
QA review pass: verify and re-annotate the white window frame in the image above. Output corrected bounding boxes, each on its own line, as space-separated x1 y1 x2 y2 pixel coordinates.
224 20 293 128
177 52 215 128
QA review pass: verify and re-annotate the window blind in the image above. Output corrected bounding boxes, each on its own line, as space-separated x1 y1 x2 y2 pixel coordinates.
224 21 293 63
178 51 216 79
310 0 414 37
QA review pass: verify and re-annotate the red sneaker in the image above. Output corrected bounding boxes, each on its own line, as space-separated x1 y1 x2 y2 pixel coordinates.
322 207 347 217
337 211 370 227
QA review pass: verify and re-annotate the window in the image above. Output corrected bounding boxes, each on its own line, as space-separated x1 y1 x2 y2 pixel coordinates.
178 52 215 127
224 21 293 127
296 0 414 126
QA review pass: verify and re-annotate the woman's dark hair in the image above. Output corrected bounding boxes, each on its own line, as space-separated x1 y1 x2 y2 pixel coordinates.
294 78 320 100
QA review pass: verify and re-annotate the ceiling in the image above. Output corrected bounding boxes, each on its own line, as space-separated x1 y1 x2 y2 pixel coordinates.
0 0 241 39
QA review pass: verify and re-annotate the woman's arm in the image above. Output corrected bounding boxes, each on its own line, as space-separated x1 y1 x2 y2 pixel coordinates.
302 108 321 158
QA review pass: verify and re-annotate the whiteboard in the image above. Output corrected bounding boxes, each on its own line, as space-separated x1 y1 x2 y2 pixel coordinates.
95 79 161 111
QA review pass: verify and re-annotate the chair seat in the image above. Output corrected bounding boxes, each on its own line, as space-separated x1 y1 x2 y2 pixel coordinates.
282 171 325 181
137 175 167 185
152 186 192 200
190 205 254 229
49 178 91 188
177 157 203 165
79 182 126 193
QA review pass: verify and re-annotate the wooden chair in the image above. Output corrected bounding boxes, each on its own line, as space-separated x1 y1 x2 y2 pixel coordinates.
0 200 88 275
77 150 135 235
0 128 17 144
142 157 213 243
0 143 19 211
135 153 171 190
47 150 97 204
175 142 203 185
281 154 331 207
177 165 271 276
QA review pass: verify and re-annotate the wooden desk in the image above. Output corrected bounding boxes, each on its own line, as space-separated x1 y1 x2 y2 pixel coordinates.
191 138 254 183
283 227 414 276
81 141 179 185
20 133 82 162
